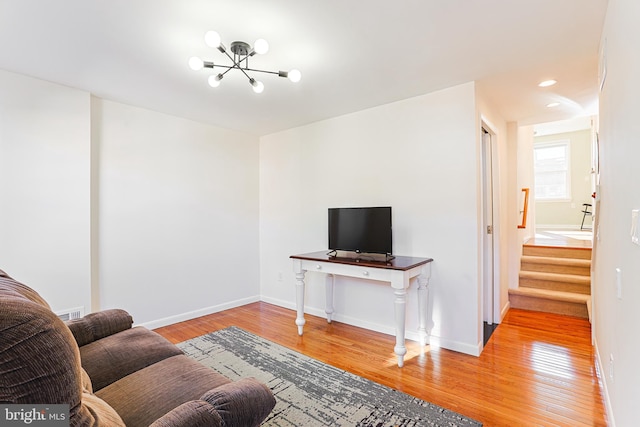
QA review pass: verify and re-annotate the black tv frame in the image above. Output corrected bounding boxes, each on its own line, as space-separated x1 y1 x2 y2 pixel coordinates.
327 206 393 260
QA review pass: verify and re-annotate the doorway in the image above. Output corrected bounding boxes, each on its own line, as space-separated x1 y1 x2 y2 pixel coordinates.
481 125 500 345
532 118 596 234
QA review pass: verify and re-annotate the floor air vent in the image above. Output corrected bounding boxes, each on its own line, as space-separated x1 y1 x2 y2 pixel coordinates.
56 307 85 321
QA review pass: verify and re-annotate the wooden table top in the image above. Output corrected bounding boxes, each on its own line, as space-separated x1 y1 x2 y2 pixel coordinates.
290 251 432 271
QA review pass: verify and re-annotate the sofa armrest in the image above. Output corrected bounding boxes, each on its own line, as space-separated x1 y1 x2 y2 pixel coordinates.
66 309 133 347
149 401 223 427
200 378 276 427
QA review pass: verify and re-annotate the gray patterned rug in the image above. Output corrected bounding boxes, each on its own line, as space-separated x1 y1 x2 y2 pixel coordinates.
178 326 481 426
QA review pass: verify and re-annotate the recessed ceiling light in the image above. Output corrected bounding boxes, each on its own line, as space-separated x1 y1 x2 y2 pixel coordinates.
546 102 561 108
539 80 557 87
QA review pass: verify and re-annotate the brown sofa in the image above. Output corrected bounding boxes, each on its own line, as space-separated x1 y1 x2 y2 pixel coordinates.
0 269 276 426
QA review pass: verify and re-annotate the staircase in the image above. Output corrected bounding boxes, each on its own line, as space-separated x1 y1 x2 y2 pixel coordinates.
509 244 592 320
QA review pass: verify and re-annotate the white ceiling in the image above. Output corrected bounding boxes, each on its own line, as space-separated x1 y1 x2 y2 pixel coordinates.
0 0 608 136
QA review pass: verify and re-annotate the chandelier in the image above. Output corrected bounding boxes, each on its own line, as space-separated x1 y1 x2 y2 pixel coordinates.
189 31 301 93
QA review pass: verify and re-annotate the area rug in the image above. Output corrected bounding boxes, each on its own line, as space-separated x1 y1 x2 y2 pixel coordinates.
178 326 482 427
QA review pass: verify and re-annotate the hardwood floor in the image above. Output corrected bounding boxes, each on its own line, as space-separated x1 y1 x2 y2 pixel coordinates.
527 229 593 249
154 303 607 426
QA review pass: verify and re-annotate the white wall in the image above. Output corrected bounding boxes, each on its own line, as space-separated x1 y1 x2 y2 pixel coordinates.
94 99 260 326
260 82 487 355
517 125 536 243
0 70 91 313
0 69 261 328
594 0 640 425
505 122 522 292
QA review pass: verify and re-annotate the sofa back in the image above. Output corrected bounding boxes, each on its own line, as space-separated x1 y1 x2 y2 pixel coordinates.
0 269 123 426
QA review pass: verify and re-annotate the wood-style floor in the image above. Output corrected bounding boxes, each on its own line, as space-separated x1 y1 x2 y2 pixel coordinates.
154 303 607 427
527 229 593 249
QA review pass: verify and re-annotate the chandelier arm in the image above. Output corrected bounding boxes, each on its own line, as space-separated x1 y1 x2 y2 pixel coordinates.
196 34 297 89
242 68 281 76
221 49 254 82
201 62 282 76
219 68 234 77
208 64 233 71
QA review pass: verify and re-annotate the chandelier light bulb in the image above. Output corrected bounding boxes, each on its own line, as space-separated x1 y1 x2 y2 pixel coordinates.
204 31 222 48
287 69 302 83
188 56 204 71
251 79 264 93
192 32 298 93
253 38 269 55
208 74 223 88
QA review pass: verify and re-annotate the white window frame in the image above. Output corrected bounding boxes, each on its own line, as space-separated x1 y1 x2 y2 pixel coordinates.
534 140 571 202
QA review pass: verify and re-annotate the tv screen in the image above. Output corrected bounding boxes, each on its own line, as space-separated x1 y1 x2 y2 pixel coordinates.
328 207 392 255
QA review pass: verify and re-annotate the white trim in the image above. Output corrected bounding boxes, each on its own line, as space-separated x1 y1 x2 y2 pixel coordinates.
500 301 510 320
430 335 481 357
138 295 260 330
260 296 479 355
480 114 499 135
594 339 616 427
536 224 590 231
261 296 412 340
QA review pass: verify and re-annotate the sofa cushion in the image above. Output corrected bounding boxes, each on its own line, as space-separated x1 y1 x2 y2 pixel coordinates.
149 400 223 427
0 273 120 426
66 309 133 347
0 293 79 406
96 354 231 427
80 367 93 394
77 392 126 427
79 327 183 391
201 378 277 427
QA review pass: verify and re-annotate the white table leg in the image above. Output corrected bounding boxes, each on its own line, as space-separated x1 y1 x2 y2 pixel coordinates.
294 270 306 335
417 266 430 346
393 287 408 367
325 274 334 323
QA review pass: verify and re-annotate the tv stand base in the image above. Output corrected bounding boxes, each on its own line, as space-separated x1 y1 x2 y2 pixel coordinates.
290 251 433 367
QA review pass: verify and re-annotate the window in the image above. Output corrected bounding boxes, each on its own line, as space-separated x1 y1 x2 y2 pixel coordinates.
534 141 570 201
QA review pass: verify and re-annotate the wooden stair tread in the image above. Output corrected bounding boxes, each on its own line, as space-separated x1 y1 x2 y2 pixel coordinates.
514 239 592 320
521 255 591 267
509 287 590 303
523 243 591 250
519 270 591 284
522 245 592 260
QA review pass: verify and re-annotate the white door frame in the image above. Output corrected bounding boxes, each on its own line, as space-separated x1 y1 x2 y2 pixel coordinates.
481 122 501 327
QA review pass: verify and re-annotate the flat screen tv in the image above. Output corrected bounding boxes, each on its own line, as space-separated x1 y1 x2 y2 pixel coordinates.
328 207 392 256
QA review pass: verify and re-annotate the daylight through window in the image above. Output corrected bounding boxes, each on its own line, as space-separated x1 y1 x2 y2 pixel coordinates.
534 141 571 200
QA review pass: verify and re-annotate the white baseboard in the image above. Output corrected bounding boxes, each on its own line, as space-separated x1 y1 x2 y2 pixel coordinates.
139 294 493 358
500 301 510 321
260 296 400 338
138 295 260 330
536 224 588 230
259 295 296 311
594 338 616 427
431 335 481 356
260 296 479 355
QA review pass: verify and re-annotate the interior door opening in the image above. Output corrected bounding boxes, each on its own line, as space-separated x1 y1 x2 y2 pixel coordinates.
481 126 499 346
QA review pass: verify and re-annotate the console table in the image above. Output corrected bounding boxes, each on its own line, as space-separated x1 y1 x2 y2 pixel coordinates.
290 251 433 367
